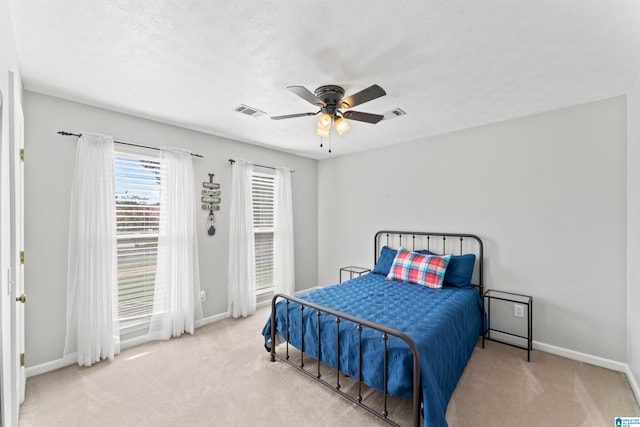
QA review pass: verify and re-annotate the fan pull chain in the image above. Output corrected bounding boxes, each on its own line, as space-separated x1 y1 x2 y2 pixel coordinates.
319 134 332 153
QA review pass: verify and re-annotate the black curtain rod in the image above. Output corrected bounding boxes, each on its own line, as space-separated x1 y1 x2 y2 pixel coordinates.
58 131 204 158
228 158 295 173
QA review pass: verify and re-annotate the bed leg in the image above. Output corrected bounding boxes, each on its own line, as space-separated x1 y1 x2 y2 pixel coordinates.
382 332 388 418
357 324 363 402
270 295 277 362
317 310 322 379
335 317 341 391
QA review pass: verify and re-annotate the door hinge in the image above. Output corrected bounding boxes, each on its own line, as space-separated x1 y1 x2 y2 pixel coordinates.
20 251 24 264
20 148 24 162
20 353 24 367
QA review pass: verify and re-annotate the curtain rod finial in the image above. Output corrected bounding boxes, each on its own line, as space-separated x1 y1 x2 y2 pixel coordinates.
58 131 81 137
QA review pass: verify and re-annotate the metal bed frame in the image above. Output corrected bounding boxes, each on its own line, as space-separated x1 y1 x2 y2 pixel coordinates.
269 231 484 427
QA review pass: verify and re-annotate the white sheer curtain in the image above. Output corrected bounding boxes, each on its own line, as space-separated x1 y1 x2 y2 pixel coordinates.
227 159 256 318
147 147 203 340
63 132 119 367
274 167 295 295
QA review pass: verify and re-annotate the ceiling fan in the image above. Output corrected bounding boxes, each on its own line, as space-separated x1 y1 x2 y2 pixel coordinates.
271 84 387 137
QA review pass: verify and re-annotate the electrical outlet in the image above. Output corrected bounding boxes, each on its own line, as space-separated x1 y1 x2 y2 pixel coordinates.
200 290 206 302
514 304 524 318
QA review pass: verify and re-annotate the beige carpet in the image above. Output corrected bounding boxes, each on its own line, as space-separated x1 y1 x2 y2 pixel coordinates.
19 306 640 426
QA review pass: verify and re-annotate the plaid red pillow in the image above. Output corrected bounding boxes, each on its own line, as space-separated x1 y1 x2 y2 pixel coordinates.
385 248 451 289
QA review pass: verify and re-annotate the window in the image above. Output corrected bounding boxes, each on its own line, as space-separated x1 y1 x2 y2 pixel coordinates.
114 152 161 334
252 171 275 294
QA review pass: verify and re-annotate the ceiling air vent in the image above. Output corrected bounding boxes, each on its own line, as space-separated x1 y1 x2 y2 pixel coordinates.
382 108 407 120
234 104 266 118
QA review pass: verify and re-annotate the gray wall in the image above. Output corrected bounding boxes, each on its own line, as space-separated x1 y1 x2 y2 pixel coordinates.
23 91 318 367
318 97 627 362
628 78 640 389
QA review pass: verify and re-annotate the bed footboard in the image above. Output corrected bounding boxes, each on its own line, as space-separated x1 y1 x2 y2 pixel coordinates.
270 293 421 427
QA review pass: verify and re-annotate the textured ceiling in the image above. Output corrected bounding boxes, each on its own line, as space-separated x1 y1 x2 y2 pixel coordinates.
8 0 640 159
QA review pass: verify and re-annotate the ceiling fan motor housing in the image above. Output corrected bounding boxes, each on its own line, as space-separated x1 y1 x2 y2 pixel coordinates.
315 85 345 115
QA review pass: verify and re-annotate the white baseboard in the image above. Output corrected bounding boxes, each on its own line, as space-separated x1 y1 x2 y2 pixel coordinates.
204 287 320 319
532 340 627 372
195 312 228 328
625 364 640 405
256 300 271 309
120 336 147 351
256 287 321 310
533 340 640 405
26 312 229 378
25 357 76 378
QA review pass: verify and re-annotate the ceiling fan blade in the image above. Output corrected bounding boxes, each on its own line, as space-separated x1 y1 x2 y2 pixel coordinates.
339 84 386 109
342 110 384 124
287 86 326 106
271 111 319 120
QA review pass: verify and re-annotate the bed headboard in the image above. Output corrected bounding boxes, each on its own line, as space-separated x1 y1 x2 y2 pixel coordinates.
374 230 484 295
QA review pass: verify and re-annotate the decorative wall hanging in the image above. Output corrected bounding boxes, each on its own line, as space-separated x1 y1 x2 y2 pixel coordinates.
202 173 221 236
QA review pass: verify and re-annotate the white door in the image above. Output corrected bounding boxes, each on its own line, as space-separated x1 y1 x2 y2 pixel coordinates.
8 69 25 425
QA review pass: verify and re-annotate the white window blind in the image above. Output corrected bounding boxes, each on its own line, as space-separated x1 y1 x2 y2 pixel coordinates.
252 172 275 291
115 153 161 333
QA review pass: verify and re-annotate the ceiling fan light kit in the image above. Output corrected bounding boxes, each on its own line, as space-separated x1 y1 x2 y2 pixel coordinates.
334 117 350 135
272 83 388 150
317 113 333 130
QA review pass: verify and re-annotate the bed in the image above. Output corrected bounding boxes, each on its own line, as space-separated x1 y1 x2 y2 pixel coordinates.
261 231 484 427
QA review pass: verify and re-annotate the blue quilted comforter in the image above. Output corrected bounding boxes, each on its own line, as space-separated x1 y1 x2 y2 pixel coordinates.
261 273 483 427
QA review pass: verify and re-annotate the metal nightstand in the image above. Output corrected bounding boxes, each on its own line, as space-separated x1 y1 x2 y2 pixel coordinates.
482 289 533 361
339 266 371 283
